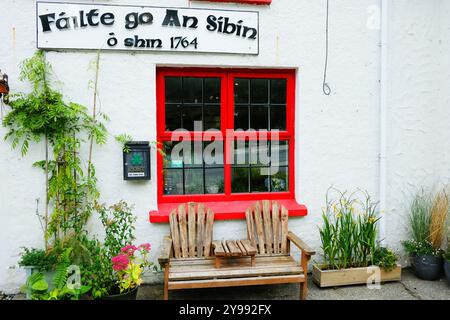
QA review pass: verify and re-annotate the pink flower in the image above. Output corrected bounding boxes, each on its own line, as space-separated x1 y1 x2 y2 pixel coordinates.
121 244 138 256
112 254 129 271
138 243 151 252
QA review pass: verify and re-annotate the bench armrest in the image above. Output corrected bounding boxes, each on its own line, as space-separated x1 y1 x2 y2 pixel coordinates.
287 231 315 256
158 235 173 266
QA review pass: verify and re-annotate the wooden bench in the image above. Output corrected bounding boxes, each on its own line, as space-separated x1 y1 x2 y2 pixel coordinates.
158 201 315 300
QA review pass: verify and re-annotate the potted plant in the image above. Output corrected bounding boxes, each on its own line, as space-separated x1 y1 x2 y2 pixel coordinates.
103 243 152 300
313 188 402 287
402 189 448 281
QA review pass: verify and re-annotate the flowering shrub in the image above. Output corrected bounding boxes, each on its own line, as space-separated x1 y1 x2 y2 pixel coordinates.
111 243 152 293
402 239 444 257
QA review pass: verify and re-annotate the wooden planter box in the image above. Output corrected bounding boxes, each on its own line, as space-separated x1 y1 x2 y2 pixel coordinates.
312 264 402 288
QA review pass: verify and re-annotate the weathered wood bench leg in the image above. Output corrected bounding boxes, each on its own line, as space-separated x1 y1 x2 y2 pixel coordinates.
300 252 310 300
164 264 169 300
300 281 307 300
251 255 255 267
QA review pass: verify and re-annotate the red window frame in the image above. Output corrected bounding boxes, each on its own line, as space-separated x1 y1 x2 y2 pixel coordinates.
156 67 296 205
193 0 272 5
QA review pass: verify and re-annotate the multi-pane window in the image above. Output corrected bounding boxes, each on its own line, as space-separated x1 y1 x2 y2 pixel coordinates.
157 69 295 203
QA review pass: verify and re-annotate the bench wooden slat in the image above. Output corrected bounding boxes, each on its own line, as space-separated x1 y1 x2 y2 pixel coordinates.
204 208 214 257
188 203 196 257
272 201 280 254
226 240 241 256
253 201 265 254
170 259 299 273
170 254 292 266
262 200 273 254
240 239 257 255
178 204 188 258
236 240 247 255
212 240 226 257
169 210 181 259
245 208 256 247
196 204 205 258
168 275 305 290
280 206 289 254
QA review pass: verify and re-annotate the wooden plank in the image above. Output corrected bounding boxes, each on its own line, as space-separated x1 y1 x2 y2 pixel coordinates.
226 240 242 256
168 275 305 290
222 240 231 256
188 203 196 257
262 200 273 254
212 241 225 257
280 205 289 254
312 264 402 288
272 201 280 254
158 235 173 266
204 208 214 257
196 203 205 258
169 210 181 259
170 254 292 267
236 240 247 255
253 202 265 254
169 265 303 281
240 239 257 255
245 208 255 246
178 204 188 258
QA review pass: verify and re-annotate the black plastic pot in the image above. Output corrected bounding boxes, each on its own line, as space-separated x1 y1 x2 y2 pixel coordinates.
411 254 443 281
444 260 450 285
102 287 138 300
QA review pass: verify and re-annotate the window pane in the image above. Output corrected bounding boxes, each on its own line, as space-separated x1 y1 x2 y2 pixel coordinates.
234 79 249 104
165 77 182 103
233 141 249 166
203 105 220 130
270 105 286 130
163 169 183 195
182 105 202 131
270 141 288 167
270 79 287 104
163 141 184 169
232 167 249 193
183 77 203 103
185 168 204 194
205 168 224 194
204 141 224 167
251 79 269 104
234 105 249 130
250 105 268 130
183 141 203 168
271 166 288 192
250 167 270 192
204 78 221 103
165 104 182 131
251 141 270 166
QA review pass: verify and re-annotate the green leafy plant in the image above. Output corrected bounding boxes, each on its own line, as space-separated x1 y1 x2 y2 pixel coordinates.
3 50 108 249
20 272 49 300
18 247 58 272
373 247 398 272
402 188 449 257
318 187 385 270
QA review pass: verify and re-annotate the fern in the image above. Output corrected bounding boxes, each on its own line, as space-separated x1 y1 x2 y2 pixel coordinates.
53 248 72 289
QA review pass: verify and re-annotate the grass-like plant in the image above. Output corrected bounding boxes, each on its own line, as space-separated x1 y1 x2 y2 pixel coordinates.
429 190 449 249
408 189 432 244
319 187 383 270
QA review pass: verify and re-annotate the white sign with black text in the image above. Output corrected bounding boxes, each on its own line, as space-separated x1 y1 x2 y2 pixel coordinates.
36 2 259 54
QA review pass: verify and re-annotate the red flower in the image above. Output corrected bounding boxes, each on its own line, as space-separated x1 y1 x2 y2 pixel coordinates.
121 244 138 256
138 243 151 252
112 254 129 271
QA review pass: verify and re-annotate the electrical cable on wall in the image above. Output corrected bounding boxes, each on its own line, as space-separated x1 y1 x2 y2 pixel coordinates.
323 0 331 95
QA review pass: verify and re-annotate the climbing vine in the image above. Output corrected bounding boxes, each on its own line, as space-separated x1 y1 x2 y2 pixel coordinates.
2 50 108 248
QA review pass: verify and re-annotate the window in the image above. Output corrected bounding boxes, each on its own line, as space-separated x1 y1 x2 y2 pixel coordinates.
156 68 295 204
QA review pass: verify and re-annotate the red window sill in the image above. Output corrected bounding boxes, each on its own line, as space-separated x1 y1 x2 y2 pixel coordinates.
149 199 307 223
193 0 272 5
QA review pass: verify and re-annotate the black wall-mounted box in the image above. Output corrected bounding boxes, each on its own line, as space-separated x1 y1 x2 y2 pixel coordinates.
123 141 151 180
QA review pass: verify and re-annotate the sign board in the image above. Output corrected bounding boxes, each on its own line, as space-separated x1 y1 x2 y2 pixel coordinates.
123 142 151 181
36 2 259 54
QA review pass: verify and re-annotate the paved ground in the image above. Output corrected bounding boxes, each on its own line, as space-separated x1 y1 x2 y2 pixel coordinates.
137 268 449 300
5 268 449 300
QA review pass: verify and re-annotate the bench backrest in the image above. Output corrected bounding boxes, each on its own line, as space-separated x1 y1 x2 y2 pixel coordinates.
245 200 289 255
169 202 215 259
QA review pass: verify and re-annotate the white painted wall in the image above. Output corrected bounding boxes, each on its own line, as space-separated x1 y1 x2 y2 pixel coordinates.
0 0 449 293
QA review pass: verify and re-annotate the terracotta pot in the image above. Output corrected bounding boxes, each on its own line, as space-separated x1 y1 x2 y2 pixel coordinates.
102 287 138 300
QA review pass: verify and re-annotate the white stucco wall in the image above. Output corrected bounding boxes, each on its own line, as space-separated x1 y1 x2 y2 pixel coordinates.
0 0 449 293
